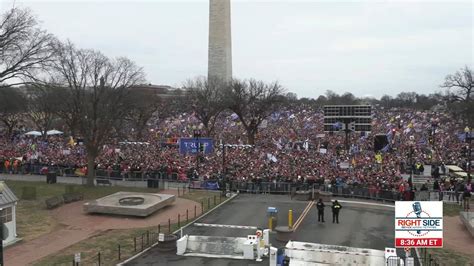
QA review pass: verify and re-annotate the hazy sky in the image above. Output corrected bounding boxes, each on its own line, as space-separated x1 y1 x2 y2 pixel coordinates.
3 0 472 98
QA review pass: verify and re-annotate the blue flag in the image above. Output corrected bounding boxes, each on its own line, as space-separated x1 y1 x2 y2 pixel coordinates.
333 122 343 130
381 144 390 153
418 137 427 146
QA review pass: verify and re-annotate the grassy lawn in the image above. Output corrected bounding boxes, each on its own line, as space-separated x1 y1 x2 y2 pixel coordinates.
6 180 162 242
15 200 60 242
6 180 163 201
31 189 225 266
423 248 473 266
421 202 473 265
443 202 464 217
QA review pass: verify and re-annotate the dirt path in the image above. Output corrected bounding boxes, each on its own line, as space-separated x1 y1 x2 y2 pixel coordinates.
5 226 98 266
443 214 474 260
5 189 197 265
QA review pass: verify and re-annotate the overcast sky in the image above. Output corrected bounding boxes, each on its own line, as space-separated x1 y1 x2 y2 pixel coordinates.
3 0 472 98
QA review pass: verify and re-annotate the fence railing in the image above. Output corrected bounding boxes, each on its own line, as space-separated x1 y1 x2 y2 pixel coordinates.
414 248 442 266
2 164 470 204
0 163 181 180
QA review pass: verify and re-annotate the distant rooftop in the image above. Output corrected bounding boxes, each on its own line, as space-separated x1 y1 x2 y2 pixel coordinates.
131 84 174 92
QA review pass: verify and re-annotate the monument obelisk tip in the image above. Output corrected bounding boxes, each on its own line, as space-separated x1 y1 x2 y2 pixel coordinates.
208 0 232 83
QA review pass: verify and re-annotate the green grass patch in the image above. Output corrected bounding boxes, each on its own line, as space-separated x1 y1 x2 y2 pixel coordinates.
423 247 473 266
443 202 463 217
180 189 223 211
32 190 227 266
5 180 162 242
6 180 162 201
15 200 59 242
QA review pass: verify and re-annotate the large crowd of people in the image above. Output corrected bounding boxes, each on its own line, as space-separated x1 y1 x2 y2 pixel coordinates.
0 106 472 200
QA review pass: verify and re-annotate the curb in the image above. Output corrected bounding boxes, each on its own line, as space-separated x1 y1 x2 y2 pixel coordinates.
117 192 239 266
336 200 395 208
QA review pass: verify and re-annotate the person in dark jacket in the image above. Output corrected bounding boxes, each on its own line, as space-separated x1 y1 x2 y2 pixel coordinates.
332 200 342 224
316 199 325 222
420 184 428 191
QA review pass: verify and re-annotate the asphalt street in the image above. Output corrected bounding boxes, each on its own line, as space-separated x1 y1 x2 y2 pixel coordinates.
127 193 396 265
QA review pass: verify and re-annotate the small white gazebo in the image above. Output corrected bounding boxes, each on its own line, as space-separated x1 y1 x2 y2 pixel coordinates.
0 182 18 246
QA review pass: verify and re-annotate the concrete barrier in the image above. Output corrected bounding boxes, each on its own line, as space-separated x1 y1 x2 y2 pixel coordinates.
177 235 249 259
285 241 386 265
459 212 474 237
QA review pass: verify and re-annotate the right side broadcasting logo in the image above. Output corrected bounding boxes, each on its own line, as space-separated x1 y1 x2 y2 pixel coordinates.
395 201 443 248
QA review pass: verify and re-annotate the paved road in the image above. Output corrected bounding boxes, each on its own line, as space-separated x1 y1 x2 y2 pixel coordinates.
127 194 396 265
183 193 308 238
292 202 394 249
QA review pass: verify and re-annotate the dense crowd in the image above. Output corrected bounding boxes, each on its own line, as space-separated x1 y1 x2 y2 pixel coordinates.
0 106 472 196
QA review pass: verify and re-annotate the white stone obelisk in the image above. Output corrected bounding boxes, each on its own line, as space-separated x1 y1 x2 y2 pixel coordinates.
208 0 232 82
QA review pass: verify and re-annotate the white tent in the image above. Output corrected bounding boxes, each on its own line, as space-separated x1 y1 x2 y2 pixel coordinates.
24 131 42 136
47 130 63 135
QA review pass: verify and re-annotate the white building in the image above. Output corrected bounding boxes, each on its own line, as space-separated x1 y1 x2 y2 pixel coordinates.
0 182 18 246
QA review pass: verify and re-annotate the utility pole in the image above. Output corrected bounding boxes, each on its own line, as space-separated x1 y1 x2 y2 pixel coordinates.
343 119 355 152
408 145 414 185
431 123 437 147
0 183 5 266
465 127 472 180
193 129 201 176
344 122 350 152
222 141 226 177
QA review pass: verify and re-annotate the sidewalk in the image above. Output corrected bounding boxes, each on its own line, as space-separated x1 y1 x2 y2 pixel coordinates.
4 189 196 265
443 215 474 260
5 226 99 266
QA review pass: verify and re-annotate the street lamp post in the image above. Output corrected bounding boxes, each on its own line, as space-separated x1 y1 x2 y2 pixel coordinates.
431 123 437 147
221 140 226 177
343 119 351 152
0 182 5 266
193 129 201 176
465 127 472 181
219 140 231 196
409 146 414 180
430 123 438 165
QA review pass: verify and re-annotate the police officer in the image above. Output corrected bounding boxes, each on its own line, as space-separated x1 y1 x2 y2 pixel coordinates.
316 198 325 222
332 200 342 224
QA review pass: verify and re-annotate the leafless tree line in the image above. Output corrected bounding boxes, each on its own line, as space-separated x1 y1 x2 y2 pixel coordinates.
0 8 472 184
183 77 286 145
0 7 285 184
0 8 148 185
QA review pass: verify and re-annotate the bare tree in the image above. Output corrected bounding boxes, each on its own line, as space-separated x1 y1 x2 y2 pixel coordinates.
442 66 473 102
125 88 161 140
26 84 59 138
51 42 145 185
183 76 225 137
49 85 81 137
395 92 418 107
224 79 285 145
0 8 55 86
0 86 27 137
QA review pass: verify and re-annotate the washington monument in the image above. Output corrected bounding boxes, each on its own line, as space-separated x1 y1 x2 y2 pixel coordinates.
208 0 232 82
